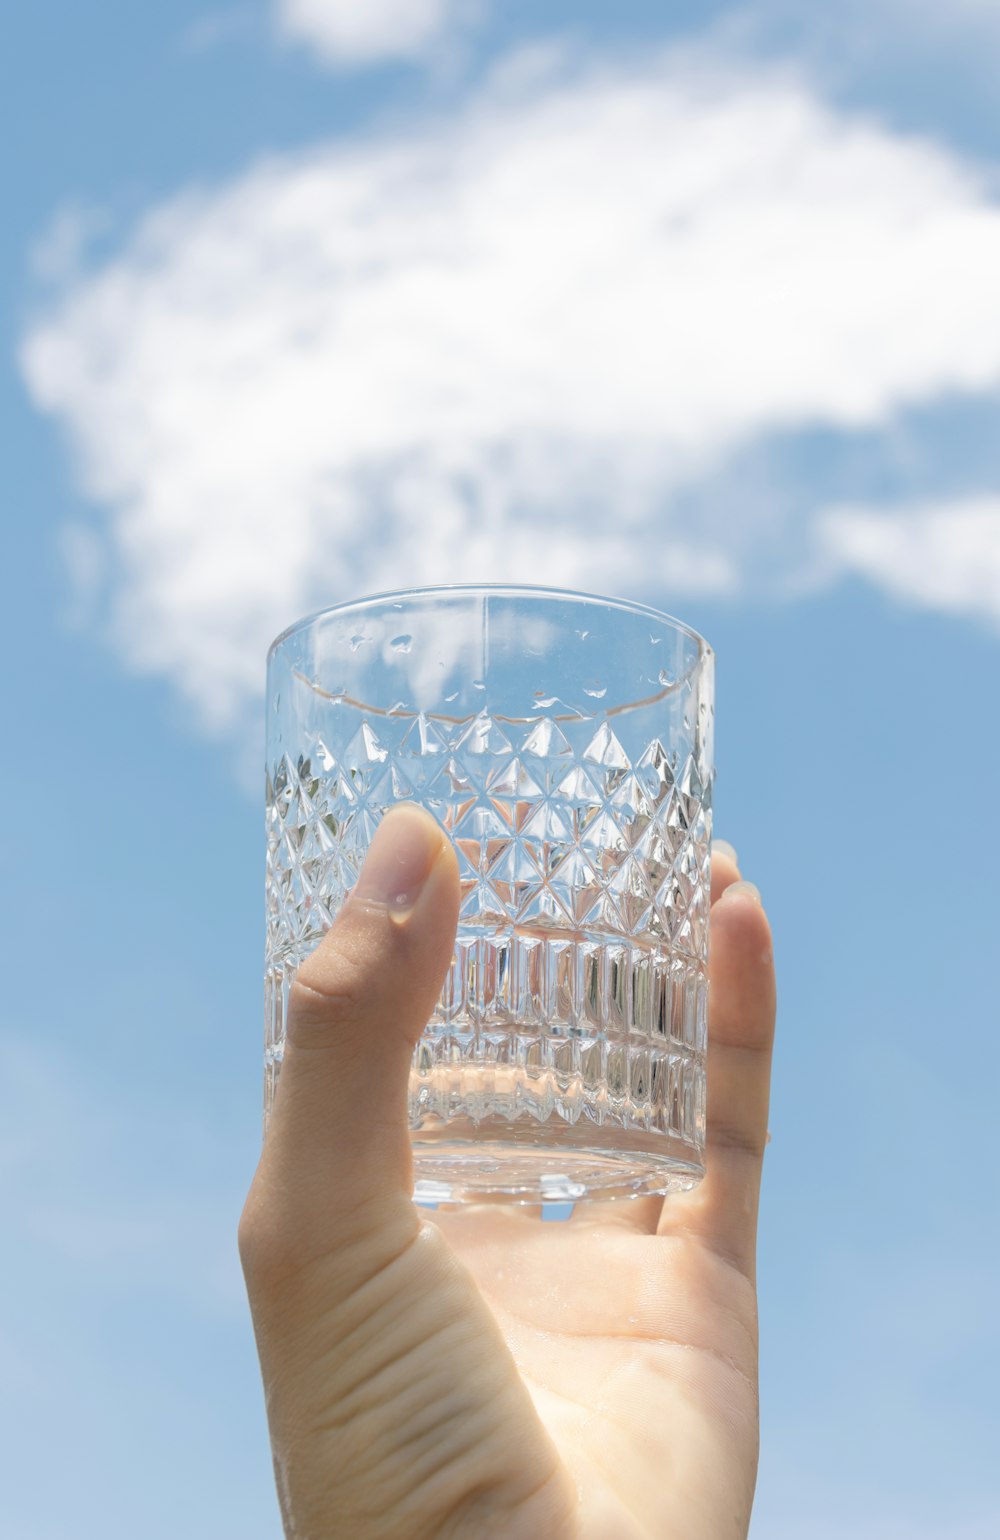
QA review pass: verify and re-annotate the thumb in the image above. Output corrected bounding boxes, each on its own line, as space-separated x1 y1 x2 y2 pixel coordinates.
256 802 460 1266
240 808 576 1539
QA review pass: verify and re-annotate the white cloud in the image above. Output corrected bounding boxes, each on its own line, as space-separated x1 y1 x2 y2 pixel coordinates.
275 0 478 67
20 47 1000 734
821 499 1000 628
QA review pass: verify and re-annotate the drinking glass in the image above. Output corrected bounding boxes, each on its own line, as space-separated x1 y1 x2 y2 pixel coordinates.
265 585 714 1204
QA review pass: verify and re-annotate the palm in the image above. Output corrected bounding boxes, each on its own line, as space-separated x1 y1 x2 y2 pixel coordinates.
433 1195 757 1538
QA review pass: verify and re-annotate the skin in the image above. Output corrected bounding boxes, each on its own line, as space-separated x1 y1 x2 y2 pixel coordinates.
240 806 776 1539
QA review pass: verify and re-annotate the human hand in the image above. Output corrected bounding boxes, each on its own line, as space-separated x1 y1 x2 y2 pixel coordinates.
239 806 776 1539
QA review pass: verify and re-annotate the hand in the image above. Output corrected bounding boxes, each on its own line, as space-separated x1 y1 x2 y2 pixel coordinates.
240 806 776 1539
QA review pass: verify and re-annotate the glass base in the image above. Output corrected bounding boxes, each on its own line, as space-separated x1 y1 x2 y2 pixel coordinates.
411 1116 704 1205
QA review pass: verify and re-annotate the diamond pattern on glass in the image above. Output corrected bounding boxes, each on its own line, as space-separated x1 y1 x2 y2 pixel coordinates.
266 711 710 1153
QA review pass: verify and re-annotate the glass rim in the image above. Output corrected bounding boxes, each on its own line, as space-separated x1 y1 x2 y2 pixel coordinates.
267 583 713 663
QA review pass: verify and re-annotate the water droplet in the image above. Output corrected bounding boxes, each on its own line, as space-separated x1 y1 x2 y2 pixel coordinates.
349 633 366 653
473 678 486 690
650 634 662 645
583 684 607 699
533 694 558 708
390 633 413 653
444 690 459 703
658 667 675 687
576 628 590 640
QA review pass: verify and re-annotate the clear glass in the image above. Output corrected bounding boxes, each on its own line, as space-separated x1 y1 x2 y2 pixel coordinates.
265 585 714 1204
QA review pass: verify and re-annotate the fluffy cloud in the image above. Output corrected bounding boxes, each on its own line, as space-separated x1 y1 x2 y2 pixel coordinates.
21 48 1000 732
275 0 478 66
821 499 1000 628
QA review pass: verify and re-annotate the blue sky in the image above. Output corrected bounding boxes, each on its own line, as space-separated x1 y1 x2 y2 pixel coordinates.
2 2 999 1536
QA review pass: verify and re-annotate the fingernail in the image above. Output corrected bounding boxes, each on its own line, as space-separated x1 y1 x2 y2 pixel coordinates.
713 839 740 867
720 879 762 906
353 805 444 920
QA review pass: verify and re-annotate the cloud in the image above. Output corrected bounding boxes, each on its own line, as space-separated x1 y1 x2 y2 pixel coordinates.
821 499 1000 628
20 46 1000 734
275 0 480 67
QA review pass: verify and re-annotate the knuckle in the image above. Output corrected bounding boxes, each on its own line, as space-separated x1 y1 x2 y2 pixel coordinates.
709 1121 767 1159
285 904 395 1038
237 1184 272 1266
237 1199 260 1270
237 1199 268 1280
238 1190 304 1288
286 950 372 1038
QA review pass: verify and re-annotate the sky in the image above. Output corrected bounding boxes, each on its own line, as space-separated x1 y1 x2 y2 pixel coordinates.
1 1 999 1535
